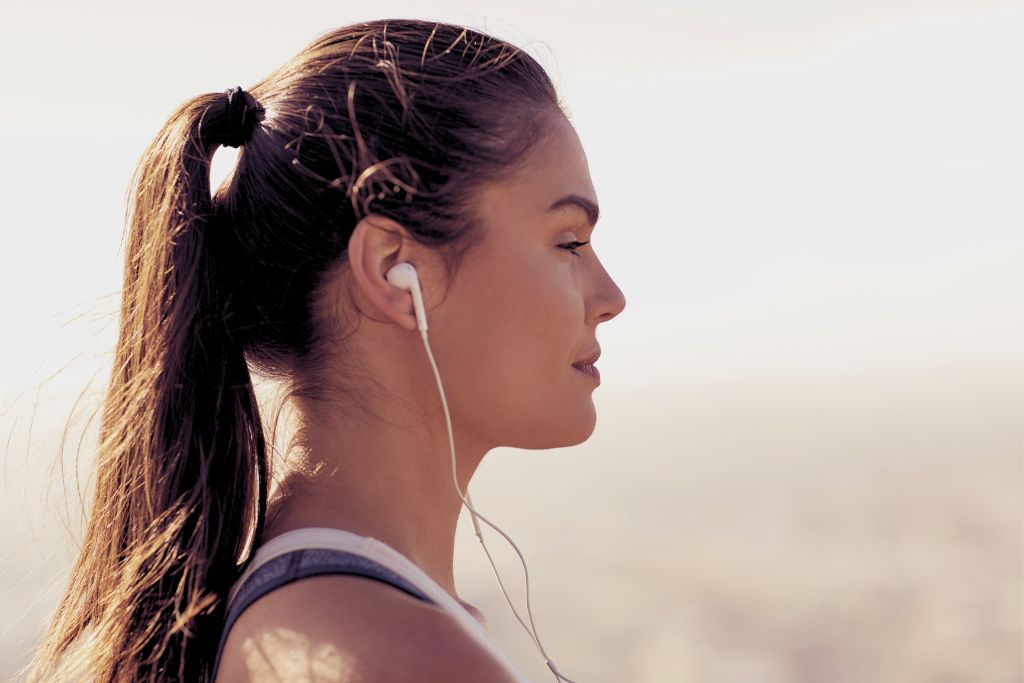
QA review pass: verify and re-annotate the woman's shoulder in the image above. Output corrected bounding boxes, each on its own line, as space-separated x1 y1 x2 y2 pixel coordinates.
214 573 518 683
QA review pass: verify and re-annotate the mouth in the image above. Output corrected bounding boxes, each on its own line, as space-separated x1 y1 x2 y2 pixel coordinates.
571 362 601 383
571 345 601 383
569 360 598 382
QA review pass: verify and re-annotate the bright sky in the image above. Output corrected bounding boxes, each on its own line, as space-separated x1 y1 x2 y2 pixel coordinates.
0 0 1019 399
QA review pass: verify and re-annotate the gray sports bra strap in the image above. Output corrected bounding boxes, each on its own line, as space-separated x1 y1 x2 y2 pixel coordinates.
211 547 437 680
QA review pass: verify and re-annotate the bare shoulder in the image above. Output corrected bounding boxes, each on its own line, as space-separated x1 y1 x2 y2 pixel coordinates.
214 574 519 683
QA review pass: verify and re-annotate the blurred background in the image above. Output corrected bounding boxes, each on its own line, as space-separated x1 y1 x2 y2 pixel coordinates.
1 1 1020 681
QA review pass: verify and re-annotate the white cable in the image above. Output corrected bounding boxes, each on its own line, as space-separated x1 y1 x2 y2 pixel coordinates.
418 327 580 683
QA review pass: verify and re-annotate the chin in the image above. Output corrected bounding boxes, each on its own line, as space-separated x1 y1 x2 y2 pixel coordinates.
558 412 598 447
505 417 596 449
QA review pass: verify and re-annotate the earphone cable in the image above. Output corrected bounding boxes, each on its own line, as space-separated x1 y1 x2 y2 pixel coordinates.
418 328 581 683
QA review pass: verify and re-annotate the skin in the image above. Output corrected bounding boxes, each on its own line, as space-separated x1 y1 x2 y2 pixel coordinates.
261 112 626 628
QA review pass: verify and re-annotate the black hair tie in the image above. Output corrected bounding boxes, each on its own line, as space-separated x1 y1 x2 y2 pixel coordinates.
222 86 265 148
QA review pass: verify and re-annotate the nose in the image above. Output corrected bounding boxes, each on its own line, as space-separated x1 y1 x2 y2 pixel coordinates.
593 263 626 324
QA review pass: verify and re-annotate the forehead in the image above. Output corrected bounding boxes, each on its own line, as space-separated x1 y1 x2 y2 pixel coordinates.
473 117 598 230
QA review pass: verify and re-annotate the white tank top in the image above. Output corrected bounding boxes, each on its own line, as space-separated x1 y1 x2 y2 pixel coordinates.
224 526 534 682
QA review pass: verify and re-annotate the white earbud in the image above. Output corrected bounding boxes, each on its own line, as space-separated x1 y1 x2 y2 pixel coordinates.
384 261 579 683
385 262 428 333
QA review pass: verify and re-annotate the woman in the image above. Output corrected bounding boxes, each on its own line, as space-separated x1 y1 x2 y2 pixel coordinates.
25 18 625 682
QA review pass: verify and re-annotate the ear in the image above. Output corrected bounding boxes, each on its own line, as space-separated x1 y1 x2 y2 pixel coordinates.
346 214 424 332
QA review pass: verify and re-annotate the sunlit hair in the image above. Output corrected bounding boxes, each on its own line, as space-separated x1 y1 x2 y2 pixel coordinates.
23 18 564 682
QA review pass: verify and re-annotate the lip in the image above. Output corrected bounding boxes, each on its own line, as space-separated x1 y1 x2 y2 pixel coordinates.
572 346 601 366
572 362 601 383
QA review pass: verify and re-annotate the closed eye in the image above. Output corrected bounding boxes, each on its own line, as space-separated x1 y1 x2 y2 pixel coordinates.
559 240 590 257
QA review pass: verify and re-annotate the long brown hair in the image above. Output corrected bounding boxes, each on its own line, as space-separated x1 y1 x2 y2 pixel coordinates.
24 18 563 682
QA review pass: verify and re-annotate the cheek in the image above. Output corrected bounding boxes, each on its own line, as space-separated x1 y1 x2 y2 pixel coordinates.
460 271 584 416
434 249 588 441
497 266 581 366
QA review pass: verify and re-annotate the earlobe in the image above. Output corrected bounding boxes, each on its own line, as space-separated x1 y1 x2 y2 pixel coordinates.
346 215 421 332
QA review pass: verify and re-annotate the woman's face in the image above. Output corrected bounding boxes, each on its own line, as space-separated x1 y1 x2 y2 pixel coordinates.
428 114 627 450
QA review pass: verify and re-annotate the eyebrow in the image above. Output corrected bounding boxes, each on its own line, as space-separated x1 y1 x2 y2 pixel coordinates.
548 194 600 228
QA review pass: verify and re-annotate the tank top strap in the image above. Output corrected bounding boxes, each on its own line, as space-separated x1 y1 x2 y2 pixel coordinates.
211 547 438 680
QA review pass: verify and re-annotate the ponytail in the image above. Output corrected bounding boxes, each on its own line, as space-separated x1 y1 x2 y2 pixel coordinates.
24 92 269 682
